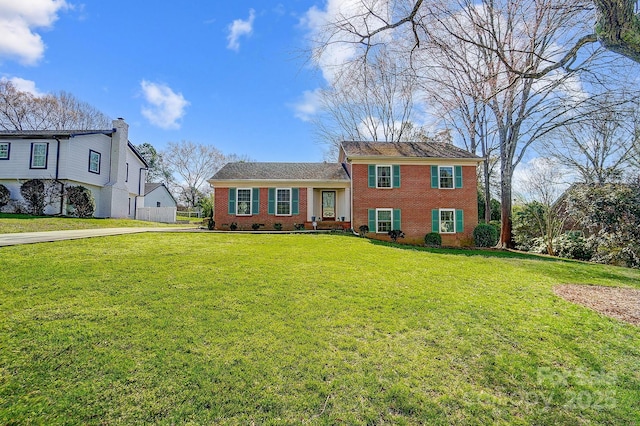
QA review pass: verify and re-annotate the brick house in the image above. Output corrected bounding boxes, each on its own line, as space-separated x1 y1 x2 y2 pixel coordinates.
209 141 482 245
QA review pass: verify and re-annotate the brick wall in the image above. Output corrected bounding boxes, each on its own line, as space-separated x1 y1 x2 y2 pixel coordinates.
351 163 478 245
214 187 307 231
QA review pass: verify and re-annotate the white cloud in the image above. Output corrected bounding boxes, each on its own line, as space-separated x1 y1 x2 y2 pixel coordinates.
0 0 68 65
227 9 255 51
0 76 43 95
140 80 189 130
293 89 322 121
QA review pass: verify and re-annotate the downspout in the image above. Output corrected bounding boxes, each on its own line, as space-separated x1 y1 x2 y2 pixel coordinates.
135 167 147 219
54 138 64 215
344 159 358 236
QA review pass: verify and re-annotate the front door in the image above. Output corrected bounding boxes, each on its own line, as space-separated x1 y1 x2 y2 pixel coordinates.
322 191 336 221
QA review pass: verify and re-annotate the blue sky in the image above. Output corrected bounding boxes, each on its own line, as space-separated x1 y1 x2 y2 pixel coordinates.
0 1 330 162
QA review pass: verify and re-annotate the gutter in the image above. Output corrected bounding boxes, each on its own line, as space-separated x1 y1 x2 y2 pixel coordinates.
54 137 64 215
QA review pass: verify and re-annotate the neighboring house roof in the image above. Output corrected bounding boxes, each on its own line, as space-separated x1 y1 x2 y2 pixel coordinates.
340 141 481 160
211 162 350 181
144 182 177 204
0 129 114 139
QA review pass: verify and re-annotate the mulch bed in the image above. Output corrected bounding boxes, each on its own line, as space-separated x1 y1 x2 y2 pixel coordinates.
554 284 640 326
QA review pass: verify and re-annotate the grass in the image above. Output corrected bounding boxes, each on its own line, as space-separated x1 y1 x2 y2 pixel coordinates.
0 233 639 424
0 213 191 234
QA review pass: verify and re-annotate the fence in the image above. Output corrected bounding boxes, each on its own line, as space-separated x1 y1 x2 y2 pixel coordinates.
136 207 177 223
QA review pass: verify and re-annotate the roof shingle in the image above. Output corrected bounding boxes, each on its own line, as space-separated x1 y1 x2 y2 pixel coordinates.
210 162 350 181
341 141 480 159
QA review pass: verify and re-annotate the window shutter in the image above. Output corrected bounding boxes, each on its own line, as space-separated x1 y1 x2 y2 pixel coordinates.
455 166 463 188
368 209 376 231
393 209 401 230
392 165 401 188
431 166 439 188
252 188 260 215
268 188 275 215
228 188 236 215
456 209 464 232
292 188 299 215
431 209 439 233
368 165 376 187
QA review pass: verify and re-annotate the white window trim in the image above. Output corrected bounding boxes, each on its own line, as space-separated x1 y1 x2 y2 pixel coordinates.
89 150 101 174
236 188 253 216
438 165 455 189
376 208 393 233
275 187 292 216
30 142 48 169
439 208 456 234
376 165 393 189
0 142 9 159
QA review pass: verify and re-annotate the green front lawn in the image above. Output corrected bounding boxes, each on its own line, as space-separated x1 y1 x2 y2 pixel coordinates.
1 234 638 424
0 213 189 233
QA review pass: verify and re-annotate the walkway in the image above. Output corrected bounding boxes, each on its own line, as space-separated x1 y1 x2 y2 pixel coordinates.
0 227 195 247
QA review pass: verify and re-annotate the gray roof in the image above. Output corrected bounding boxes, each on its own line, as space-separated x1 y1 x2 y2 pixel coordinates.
0 129 114 139
341 141 480 159
144 183 164 195
211 162 350 181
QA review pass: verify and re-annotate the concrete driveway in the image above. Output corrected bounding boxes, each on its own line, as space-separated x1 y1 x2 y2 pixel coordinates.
0 227 195 247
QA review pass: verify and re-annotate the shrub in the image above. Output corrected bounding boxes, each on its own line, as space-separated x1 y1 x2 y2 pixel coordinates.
252 223 261 230
274 223 283 231
294 223 306 231
473 223 498 247
205 218 215 230
358 225 369 237
388 230 405 242
554 232 593 261
230 222 238 231
424 232 442 247
20 179 45 215
65 185 95 218
0 184 9 210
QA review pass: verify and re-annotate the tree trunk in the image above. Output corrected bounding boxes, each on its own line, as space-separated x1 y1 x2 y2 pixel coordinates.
484 158 492 223
594 0 640 63
499 163 515 248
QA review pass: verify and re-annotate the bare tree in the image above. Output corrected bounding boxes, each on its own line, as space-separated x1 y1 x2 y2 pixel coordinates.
314 48 424 157
540 99 640 184
516 158 569 255
162 141 227 208
0 80 110 130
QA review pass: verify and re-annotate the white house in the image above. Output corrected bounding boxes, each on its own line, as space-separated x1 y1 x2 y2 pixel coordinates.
144 183 177 208
0 118 148 218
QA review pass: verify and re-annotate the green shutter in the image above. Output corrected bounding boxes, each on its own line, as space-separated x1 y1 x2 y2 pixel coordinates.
431 166 439 188
393 165 400 188
456 209 464 232
368 209 376 232
393 209 401 230
292 188 299 215
268 188 275 215
228 188 236 215
368 165 376 187
455 166 463 188
432 209 439 233
252 188 260 215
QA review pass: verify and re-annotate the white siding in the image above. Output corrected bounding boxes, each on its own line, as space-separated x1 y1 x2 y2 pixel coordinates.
59 134 112 186
145 186 176 208
0 139 58 180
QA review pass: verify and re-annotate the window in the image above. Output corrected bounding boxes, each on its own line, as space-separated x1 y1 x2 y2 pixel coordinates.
236 188 252 216
156 201 161 208
276 188 291 215
377 209 393 233
30 142 48 169
126 163 129 182
0 142 9 160
89 150 101 174
377 165 392 188
439 209 456 233
439 166 454 189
